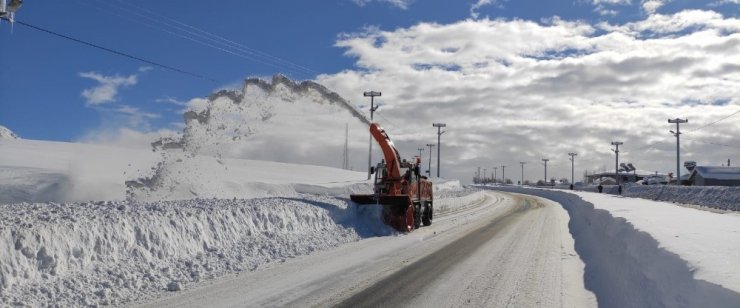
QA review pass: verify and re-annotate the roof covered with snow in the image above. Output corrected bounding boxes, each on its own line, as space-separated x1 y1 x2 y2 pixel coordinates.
689 166 740 181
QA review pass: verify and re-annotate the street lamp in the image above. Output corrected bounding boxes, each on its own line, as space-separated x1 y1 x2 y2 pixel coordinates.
568 152 578 185
426 143 435 175
611 141 623 185
542 158 549 185
669 118 688 185
501 165 506 184
364 91 381 180
433 123 446 177
520 162 526 185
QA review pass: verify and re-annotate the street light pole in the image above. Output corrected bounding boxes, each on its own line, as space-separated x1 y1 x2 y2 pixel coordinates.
542 158 549 184
520 162 525 185
568 152 578 184
611 141 623 185
364 91 381 180
433 123 447 178
669 118 688 185
426 143 435 176
501 165 506 184
493 167 498 183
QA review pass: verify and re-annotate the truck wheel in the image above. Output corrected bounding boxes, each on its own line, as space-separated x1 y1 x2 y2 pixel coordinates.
422 202 433 226
403 205 414 232
413 203 421 229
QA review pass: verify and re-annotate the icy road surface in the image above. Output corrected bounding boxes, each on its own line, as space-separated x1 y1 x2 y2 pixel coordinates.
139 191 596 307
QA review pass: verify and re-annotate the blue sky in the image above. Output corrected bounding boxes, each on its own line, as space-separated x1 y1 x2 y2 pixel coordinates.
1 0 739 182
1 0 735 141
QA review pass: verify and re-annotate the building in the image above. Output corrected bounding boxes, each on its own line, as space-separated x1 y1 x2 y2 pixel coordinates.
688 166 740 186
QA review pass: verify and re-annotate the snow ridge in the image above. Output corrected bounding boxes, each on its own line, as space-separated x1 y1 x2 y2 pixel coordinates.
0 125 20 139
0 196 390 307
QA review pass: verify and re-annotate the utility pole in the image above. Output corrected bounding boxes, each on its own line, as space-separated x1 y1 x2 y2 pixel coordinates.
418 147 424 159
483 168 487 183
611 141 623 185
426 143 435 176
433 123 447 178
542 158 549 184
669 118 688 185
364 91 381 180
568 152 577 184
520 162 526 185
477 166 481 183
501 165 506 184
493 167 498 183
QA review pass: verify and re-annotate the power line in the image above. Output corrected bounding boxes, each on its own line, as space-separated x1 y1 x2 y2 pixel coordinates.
685 109 740 133
77 0 318 79
12 19 216 82
110 0 320 76
683 137 740 149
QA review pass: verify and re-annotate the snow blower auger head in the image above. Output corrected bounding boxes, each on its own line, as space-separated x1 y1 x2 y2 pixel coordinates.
350 123 434 233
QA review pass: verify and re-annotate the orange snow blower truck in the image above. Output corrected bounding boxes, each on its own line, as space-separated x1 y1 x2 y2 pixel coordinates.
350 123 433 232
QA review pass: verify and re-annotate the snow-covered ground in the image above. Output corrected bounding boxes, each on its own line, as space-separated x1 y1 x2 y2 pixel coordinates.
488 186 740 307
0 136 479 307
571 191 740 293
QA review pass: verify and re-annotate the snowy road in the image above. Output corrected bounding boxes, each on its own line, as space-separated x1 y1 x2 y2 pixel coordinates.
138 191 595 307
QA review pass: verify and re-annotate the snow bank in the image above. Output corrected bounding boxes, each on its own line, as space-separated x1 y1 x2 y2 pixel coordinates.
0 196 390 307
621 184 740 211
574 184 740 212
488 186 740 307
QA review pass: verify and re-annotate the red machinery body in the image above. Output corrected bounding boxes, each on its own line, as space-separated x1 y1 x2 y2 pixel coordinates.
350 123 434 232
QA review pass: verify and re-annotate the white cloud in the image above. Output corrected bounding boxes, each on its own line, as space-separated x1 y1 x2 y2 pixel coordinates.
642 0 666 15
470 0 502 19
352 0 412 9
79 72 137 105
316 10 740 182
156 96 188 106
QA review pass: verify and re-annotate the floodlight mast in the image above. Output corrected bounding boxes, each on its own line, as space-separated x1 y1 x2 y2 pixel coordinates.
611 141 623 185
433 123 446 177
364 91 381 180
669 118 688 185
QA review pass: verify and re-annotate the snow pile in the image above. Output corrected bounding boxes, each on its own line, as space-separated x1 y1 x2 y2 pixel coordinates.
488 186 740 307
0 125 20 139
622 184 740 211
0 196 390 307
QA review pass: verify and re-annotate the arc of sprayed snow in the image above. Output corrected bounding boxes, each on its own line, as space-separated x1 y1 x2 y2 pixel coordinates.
203 74 371 125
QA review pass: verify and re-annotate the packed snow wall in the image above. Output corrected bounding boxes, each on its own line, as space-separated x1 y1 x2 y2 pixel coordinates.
622 184 740 211
487 186 740 308
575 184 740 212
0 196 389 307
